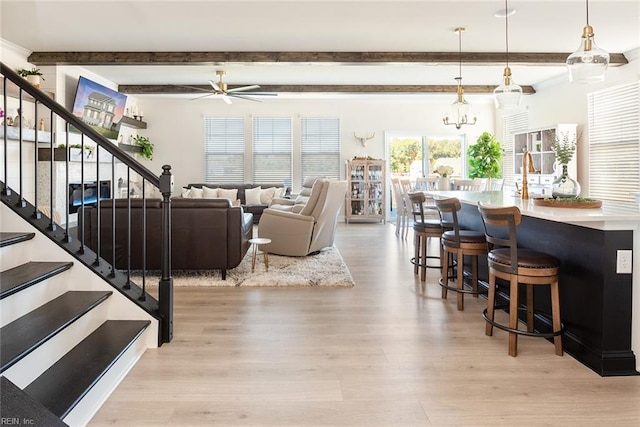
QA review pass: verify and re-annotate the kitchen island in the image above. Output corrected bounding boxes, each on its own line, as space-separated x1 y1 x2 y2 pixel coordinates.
429 190 640 376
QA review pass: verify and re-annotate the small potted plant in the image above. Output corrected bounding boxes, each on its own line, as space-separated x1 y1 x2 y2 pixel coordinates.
133 135 154 160
17 68 45 88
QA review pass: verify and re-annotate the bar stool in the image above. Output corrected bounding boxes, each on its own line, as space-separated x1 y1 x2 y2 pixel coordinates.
435 197 488 311
477 203 564 357
407 191 444 282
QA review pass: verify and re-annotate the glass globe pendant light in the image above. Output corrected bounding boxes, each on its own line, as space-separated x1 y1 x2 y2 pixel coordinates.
493 0 522 109
566 0 610 83
443 27 476 129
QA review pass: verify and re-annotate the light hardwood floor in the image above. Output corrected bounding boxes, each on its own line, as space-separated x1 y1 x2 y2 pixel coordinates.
90 222 640 426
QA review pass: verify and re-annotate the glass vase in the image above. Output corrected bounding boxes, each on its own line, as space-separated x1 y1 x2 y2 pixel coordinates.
551 164 580 198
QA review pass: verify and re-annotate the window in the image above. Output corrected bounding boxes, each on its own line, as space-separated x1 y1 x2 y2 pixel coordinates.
502 111 529 185
203 117 245 183
301 117 341 184
588 82 639 202
253 117 292 185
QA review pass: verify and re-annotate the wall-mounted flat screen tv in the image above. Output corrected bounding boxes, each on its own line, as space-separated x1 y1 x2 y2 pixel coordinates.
71 76 127 140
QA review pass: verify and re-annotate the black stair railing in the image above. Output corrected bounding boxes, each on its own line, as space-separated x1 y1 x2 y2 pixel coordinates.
0 62 173 344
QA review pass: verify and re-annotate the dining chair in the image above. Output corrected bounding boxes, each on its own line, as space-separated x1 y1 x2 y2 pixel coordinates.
472 178 488 191
488 178 505 191
391 177 410 238
415 176 438 191
452 179 483 191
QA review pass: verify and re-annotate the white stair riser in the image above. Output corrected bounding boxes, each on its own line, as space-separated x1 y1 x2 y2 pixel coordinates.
65 328 151 427
0 274 69 325
2 301 110 388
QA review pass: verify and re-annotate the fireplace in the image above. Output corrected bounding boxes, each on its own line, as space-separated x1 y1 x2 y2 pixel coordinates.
68 180 111 214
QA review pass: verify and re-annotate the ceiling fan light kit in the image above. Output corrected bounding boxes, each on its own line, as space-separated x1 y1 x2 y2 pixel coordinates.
493 0 522 109
443 27 477 130
566 0 610 83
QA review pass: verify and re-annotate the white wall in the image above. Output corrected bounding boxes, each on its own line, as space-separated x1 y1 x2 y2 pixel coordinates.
137 96 495 192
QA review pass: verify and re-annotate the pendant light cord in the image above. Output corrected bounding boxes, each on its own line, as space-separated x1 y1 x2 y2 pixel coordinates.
585 0 590 25
458 28 462 80
504 0 509 67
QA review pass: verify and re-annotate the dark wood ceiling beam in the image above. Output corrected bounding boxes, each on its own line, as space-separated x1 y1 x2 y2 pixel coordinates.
119 84 536 95
29 51 628 66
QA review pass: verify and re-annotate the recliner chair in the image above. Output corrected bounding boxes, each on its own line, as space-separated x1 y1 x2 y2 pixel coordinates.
258 179 347 256
268 176 323 212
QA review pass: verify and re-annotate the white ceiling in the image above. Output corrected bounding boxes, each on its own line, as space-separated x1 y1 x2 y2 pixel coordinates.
1 0 638 100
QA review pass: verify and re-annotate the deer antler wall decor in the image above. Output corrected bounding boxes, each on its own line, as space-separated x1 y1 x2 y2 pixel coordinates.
354 132 375 147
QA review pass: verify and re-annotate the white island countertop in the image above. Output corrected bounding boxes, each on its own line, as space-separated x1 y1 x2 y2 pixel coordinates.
428 190 640 229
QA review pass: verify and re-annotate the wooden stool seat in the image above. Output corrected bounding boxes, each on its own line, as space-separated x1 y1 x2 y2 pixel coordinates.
478 203 564 357
435 197 488 311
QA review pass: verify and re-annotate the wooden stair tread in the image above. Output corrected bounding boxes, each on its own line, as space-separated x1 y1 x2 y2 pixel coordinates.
0 376 68 427
0 291 112 372
24 320 151 419
0 232 35 248
0 261 74 299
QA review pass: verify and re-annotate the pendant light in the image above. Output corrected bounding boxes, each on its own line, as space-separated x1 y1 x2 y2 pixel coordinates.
443 27 476 130
493 0 522 109
566 0 610 83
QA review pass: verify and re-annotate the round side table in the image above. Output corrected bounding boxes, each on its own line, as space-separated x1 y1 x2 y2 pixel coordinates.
249 238 271 272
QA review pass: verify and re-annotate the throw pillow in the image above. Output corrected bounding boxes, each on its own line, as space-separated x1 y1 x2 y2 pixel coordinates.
217 188 238 202
181 187 191 198
189 187 203 198
202 186 218 198
232 199 241 207
274 187 286 199
245 186 262 205
259 187 276 204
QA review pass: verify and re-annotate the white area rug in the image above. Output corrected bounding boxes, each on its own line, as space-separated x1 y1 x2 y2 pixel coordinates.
138 246 354 287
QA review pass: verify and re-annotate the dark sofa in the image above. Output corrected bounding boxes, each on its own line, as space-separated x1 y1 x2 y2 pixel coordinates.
78 198 253 279
185 183 290 223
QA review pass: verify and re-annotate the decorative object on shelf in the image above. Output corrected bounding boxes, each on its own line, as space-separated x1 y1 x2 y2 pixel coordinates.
133 135 154 160
442 27 476 129
493 0 522 109
550 132 581 198
566 0 609 83
467 132 503 180
17 68 45 88
39 118 45 131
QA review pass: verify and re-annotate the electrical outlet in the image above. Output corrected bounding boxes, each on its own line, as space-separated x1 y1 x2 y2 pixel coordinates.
616 250 633 274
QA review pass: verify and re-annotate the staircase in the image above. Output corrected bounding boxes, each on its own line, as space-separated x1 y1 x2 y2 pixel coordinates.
0 204 157 426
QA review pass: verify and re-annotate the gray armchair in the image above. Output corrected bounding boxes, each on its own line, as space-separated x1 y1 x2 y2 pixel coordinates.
258 179 347 256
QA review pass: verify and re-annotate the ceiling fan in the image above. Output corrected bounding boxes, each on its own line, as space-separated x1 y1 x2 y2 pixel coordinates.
186 70 275 104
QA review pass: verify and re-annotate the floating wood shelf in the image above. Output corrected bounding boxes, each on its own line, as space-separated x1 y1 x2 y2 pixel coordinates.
119 143 142 154
119 116 147 129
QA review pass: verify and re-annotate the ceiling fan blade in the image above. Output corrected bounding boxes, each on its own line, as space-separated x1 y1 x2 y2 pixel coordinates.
222 95 233 105
229 93 262 103
190 92 216 101
208 80 222 92
227 84 260 93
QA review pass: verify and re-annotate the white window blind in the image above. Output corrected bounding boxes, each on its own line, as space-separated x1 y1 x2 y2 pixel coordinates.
588 82 640 202
502 111 529 185
301 117 341 183
253 117 292 185
204 117 245 183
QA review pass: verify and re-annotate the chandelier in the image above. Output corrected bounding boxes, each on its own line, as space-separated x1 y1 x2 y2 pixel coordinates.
566 0 610 83
443 27 476 130
493 0 522 109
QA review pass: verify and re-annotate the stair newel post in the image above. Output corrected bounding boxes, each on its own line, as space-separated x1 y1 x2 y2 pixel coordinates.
158 164 174 344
